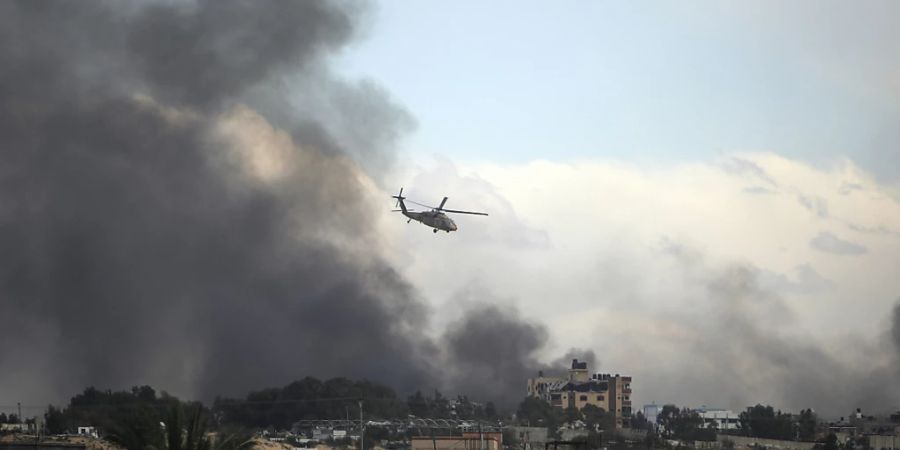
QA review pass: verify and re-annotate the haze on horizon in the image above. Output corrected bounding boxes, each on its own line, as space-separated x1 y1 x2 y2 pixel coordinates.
0 0 898 419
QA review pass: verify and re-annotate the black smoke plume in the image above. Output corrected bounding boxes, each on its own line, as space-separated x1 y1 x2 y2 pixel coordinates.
442 304 548 406
0 0 570 411
0 0 437 404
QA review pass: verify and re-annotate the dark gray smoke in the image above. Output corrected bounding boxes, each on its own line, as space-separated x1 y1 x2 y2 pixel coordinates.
0 0 439 404
550 349 598 374
0 0 577 410
437 287 598 408
442 304 548 406
893 303 900 355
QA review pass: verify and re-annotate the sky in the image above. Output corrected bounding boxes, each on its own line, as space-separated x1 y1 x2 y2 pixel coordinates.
336 1 900 414
338 1 900 178
0 0 898 421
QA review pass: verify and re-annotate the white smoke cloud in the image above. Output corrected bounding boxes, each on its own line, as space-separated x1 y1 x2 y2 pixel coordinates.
382 152 900 415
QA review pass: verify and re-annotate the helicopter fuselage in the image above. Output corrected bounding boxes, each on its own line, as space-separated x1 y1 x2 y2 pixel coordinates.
403 210 457 232
392 188 485 234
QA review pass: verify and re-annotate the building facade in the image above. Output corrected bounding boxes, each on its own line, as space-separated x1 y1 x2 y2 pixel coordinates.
526 359 633 428
695 407 739 430
411 432 502 450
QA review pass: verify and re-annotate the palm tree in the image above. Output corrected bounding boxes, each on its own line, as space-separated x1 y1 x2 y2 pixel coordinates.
161 404 254 450
109 403 253 450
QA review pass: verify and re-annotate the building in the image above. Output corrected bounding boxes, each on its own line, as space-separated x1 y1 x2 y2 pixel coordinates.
526 359 633 428
694 407 739 430
643 404 664 429
76 427 98 438
411 432 502 450
508 426 549 450
869 435 899 450
0 423 36 433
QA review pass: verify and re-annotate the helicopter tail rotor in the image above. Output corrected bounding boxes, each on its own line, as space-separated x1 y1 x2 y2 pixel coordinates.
392 187 407 213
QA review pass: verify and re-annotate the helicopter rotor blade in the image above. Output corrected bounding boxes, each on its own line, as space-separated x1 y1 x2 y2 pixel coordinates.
406 199 437 210
441 208 488 216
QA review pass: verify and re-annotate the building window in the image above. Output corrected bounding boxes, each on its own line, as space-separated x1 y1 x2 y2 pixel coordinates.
596 396 603 401
580 395 588 401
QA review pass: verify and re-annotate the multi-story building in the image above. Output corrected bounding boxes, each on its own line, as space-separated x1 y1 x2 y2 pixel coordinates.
695 407 739 430
526 359 633 428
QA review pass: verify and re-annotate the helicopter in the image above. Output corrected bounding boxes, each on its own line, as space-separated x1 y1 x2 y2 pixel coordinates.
392 188 488 233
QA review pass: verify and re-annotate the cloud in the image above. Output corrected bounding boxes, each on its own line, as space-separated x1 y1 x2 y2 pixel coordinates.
392 153 900 415
759 264 835 295
720 156 777 186
839 182 865 195
797 194 830 218
630 243 900 415
810 231 867 255
743 186 777 195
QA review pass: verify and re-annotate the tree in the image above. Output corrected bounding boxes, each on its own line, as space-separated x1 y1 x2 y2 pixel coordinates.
45 405 67 435
581 404 614 432
656 405 712 441
798 409 817 441
823 433 839 450
109 403 251 450
739 405 795 440
564 406 583 424
430 390 450 417
516 397 562 431
657 405 680 438
631 411 649 431
407 391 429 417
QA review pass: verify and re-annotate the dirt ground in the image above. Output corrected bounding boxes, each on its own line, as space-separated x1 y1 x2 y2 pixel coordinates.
0 434 122 450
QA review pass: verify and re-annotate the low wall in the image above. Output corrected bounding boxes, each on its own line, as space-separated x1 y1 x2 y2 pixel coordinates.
0 444 86 450
869 435 900 450
713 435 816 450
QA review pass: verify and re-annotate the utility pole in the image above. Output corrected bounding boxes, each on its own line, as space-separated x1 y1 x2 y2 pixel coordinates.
359 401 364 450
17 402 21 423
479 423 484 450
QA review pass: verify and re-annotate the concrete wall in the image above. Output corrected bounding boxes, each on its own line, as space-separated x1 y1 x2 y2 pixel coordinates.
558 430 589 442
411 436 500 450
870 435 900 450
0 445 85 450
508 427 549 447
714 435 816 450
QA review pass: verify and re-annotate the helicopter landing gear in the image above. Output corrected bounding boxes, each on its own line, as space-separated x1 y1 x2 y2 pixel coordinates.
407 219 411 223
433 229 438 233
